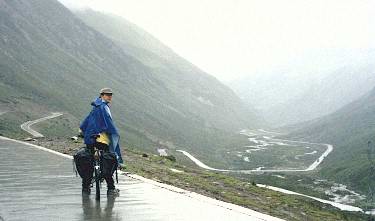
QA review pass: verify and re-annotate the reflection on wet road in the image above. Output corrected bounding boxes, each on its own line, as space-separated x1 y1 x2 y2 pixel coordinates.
0 137 283 221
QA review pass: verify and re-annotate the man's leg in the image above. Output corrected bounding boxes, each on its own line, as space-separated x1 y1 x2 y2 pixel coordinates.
104 168 120 196
82 174 92 194
104 176 115 190
101 148 119 196
105 177 120 196
104 177 115 190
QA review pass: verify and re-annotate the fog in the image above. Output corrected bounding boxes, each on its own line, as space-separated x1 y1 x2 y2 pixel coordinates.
57 0 375 126
58 0 375 83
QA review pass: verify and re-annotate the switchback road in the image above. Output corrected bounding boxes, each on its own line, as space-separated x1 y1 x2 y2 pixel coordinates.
20 112 63 137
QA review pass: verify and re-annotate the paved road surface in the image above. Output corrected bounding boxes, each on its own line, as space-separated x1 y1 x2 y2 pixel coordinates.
0 137 284 221
20 112 63 138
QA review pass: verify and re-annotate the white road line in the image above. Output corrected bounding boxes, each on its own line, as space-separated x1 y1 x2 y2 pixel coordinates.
20 112 63 137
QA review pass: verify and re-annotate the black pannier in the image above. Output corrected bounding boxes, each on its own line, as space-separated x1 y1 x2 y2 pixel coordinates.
73 148 93 179
102 152 118 178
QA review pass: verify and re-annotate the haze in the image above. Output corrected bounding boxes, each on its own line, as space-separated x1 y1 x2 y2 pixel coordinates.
59 0 375 82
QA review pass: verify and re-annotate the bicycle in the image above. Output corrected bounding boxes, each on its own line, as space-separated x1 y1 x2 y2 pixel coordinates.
89 135 119 201
74 134 119 201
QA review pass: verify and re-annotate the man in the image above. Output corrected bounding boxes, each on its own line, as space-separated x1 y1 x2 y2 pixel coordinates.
79 88 123 196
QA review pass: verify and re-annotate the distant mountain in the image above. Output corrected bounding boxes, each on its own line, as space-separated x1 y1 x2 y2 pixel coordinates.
0 0 260 163
287 87 375 192
267 64 375 126
229 70 318 113
229 51 375 127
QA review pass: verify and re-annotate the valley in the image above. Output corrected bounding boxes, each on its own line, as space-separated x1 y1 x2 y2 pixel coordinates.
177 129 330 172
176 128 371 212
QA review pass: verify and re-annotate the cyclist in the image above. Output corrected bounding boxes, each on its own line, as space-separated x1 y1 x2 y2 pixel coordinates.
79 88 123 196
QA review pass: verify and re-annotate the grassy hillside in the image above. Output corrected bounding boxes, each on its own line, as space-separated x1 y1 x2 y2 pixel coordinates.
286 87 375 193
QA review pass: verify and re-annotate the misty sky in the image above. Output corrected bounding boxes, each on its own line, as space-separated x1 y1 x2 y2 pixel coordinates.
58 0 375 82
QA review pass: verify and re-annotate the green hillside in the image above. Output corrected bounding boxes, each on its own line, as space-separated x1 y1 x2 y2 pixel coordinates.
287 87 375 193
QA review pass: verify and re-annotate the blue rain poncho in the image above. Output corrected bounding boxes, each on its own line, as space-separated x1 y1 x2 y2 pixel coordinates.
80 97 123 164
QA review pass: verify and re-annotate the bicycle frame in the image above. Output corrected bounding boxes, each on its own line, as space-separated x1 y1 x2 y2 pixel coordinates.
91 146 104 201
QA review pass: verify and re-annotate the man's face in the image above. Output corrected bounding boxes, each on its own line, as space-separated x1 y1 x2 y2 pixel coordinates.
101 93 113 103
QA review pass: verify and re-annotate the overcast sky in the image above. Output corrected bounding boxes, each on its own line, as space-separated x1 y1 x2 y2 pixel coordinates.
58 0 375 82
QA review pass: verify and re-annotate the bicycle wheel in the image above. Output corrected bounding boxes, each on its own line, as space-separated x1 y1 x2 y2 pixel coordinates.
94 164 101 201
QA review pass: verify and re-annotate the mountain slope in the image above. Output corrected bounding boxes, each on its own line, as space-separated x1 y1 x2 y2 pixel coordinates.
287 87 375 192
0 0 260 165
229 51 375 126
268 65 375 126
73 9 261 131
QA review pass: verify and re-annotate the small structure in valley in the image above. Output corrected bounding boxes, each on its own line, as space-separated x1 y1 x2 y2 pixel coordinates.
157 148 168 157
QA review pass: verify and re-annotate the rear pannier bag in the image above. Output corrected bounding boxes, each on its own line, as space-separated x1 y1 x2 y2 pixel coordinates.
102 152 118 178
73 148 94 179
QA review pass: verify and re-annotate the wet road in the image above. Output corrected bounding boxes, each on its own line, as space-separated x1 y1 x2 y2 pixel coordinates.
20 112 63 138
0 137 284 221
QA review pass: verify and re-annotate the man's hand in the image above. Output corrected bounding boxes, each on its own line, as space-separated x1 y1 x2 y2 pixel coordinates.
78 129 84 138
118 163 126 170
